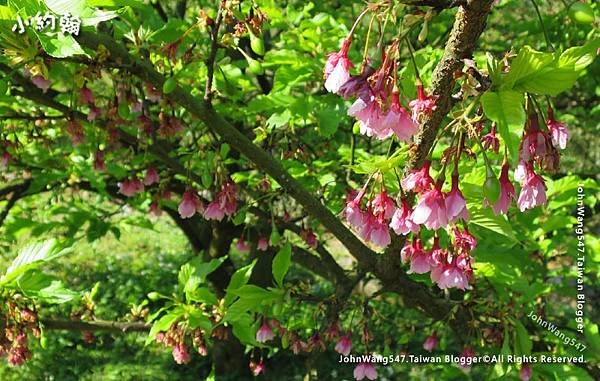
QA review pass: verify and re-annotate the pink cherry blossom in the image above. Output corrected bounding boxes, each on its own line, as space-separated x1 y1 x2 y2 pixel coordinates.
118 177 144 197
389 199 419 235
150 201 162 217
256 320 274 343
257 236 269 251
178 190 203 218
401 161 434 194
334 334 352 356
481 124 500 153
172 343 190 364
517 163 546 212
87 106 102 121
1 151 11 168
492 162 516 215
411 184 448 230
353 362 377 381
348 94 391 139
203 201 225 221
445 174 469 222
520 115 550 162
131 100 143 114
143 166 160 186
370 190 395 220
432 253 472 291
323 320 341 341
236 237 251 253
344 189 366 229
387 92 419 142
453 227 477 254
31 75 52 92
338 66 375 100
423 333 438 352
459 347 476 371
409 84 437 123
301 229 318 248
249 359 266 376
401 238 430 274
324 39 353 94
546 107 569 150
79 86 95 105
519 363 532 381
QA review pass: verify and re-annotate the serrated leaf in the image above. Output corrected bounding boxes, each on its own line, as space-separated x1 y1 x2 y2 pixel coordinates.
224 259 257 306
145 307 184 345
1 240 71 286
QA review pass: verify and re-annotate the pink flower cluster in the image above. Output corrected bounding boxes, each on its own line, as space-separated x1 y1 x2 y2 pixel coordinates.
323 39 432 142
204 180 238 221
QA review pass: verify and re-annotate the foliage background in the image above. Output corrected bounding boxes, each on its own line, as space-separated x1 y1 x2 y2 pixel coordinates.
0 0 598 380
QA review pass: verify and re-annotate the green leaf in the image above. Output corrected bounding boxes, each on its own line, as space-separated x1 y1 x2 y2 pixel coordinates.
272 243 292 287
34 31 87 58
480 90 525 164
230 313 258 345
224 259 257 306
187 287 218 305
87 0 144 8
316 108 341 137
514 320 532 355
187 308 213 332
16 270 79 304
1 240 71 286
468 203 517 244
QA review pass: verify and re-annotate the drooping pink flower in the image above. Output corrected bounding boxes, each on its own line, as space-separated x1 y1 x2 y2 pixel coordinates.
348 94 390 139
546 107 569 150
458 347 476 371
344 189 366 229
93 150 106 172
519 363 532 381
1 151 11 168
79 86 95 105
492 162 516 215
520 114 550 162
387 92 419 142
172 343 190 364
257 236 269 251
158 113 184 138
256 320 274 343
249 360 266 376
143 166 160 186
323 320 341 341
517 163 546 212
432 253 472 291
411 183 448 230
178 190 203 218
401 238 430 274
307 332 326 352
203 201 225 221
87 106 102 122
445 174 469 222
301 229 318 248
334 334 352 356
481 124 500 153
370 190 395 220
423 333 438 352
236 237 251 253
401 161 434 194
353 362 378 381
409 84 437 123
324 39 353 94
31 75 52 92
218 180 238 217
118 177 144 197
150 201 162 216
389 199 419 235
360 210 391 248
453 227 477 254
